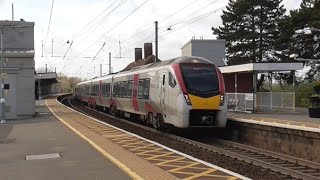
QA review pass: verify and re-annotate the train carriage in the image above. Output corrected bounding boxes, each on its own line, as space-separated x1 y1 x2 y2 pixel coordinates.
74 56 227 129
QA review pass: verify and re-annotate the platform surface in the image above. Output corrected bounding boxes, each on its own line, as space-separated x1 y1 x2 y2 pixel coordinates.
0 100 130 180
228 111 320 130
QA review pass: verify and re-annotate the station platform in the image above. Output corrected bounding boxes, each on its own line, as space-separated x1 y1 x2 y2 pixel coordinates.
228 111 320 132
0 99 130 180
0 97 247 180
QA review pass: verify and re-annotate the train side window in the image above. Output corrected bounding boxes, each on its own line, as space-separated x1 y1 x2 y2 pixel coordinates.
106 83 110 97
113 82 117 97
169 72 176 88
127 81 133 98
138 79 144 99
144 79 150 100
119 82 123 98
162 74 165 85
102 83 106 96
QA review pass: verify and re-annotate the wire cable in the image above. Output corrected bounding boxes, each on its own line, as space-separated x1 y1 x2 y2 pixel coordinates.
45 0 55 45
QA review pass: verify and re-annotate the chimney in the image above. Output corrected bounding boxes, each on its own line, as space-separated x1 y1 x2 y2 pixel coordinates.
144 43 152 59
134 48 142 62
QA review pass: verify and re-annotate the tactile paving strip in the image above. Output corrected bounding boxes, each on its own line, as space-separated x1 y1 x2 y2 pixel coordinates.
81 121 239 180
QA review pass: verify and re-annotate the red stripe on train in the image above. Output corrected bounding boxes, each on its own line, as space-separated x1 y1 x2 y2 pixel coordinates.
132 74 139 111
172 64 187 94
99 80 103 104
144 102 157 114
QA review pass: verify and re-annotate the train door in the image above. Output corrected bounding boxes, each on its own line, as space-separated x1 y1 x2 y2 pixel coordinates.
167 72 177 114
160 71 169 111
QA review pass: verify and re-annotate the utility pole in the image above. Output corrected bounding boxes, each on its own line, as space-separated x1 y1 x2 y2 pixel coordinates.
109 52 111 74
12 3 14 21
155 21 158 63
119 35 121 58
100 64 102 77
45 64 47 73
0 25 6 123
41 40 44 57
51 37 53 57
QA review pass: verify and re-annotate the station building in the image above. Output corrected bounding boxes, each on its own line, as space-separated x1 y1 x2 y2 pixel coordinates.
0 20 35 119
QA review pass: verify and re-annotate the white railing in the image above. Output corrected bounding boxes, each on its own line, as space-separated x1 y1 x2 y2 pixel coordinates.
225 93 254 113
256 92 295 112
226 92 295 113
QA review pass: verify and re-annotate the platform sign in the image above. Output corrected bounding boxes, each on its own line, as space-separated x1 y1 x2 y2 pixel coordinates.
4 90 10 95
245 94 253 101
1 73 8 79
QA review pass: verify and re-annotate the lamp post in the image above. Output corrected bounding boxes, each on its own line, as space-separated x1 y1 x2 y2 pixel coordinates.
0 25 6 124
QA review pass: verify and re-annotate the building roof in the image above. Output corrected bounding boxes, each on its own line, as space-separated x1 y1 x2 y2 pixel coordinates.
180 39 225 50
35 73 59 83
219 63 304 73
122 55 161 71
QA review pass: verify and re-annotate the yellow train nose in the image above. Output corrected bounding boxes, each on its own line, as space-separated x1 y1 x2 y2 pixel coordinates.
188 94 220 110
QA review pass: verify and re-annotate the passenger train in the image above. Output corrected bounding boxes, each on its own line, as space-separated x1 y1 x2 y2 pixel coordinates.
74 56 227 129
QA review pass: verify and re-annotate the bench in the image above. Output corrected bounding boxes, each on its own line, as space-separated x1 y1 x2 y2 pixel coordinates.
227 99 240 110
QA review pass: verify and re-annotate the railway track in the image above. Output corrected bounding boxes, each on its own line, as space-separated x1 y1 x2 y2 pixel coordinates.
61 95 320 180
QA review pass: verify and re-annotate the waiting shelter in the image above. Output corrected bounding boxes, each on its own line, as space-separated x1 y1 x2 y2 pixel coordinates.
35 73 59 99
219 63 304 113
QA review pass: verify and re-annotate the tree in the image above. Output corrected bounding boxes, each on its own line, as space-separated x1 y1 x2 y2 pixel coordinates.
275 0 320 82
212 0 286 90
57 74 82 93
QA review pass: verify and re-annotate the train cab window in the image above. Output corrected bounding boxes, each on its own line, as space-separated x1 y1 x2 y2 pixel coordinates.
169 72 176 88
127 81 133 98
138 80 144 99
143 79 150 100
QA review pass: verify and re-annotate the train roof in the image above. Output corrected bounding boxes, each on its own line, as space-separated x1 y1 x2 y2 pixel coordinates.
118 56 213 74
76 56 215 86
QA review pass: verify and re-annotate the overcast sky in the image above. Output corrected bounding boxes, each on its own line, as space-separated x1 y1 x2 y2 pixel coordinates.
0 0 301 79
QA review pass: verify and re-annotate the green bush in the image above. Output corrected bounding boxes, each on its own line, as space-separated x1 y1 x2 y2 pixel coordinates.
314 82 320 94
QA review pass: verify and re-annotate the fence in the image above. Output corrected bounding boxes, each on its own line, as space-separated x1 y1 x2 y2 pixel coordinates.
225 93 254 113
225 92 295 113
256 92 295 112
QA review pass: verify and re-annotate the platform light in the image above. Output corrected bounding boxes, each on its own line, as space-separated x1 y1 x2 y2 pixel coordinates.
183 94 192 105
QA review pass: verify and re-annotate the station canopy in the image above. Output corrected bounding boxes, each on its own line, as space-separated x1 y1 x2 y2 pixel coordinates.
219 62 304 74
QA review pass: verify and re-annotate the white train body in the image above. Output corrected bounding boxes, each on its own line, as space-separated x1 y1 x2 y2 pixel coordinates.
75 56 227 128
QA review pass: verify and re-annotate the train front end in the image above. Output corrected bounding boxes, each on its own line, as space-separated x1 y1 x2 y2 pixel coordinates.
173 58 227 128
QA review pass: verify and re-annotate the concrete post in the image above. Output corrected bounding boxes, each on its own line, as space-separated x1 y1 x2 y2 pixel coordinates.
155 21 158 63
0 25 6 123
109 52 111 74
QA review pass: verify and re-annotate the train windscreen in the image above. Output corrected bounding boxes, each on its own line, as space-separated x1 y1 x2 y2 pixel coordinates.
180 64 219 97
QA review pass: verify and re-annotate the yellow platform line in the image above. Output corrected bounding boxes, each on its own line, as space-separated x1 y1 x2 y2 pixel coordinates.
136 148 163 155
130 144 155 151
46 100 142 180
156 157 186 166
169 162 200 173
116 138 139 144
145 152 175 160
122 141 147 147
183 169 216 180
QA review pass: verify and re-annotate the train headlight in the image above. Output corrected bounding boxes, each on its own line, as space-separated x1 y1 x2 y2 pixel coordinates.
183 94 192 105
220 94 225 106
